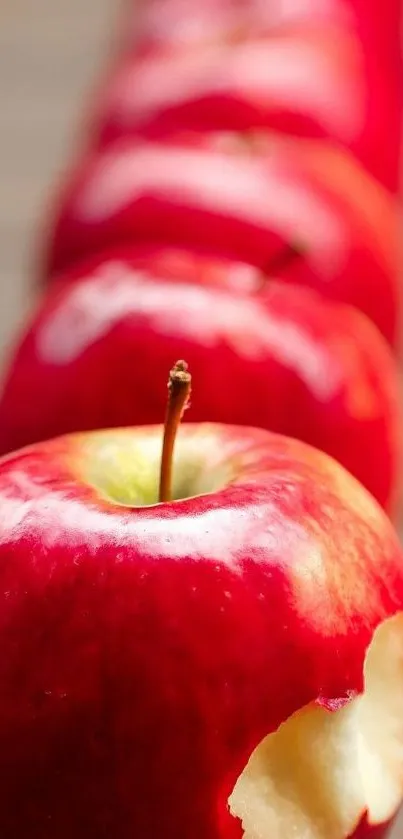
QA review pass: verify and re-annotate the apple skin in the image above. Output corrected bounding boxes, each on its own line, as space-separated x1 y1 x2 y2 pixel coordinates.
94 27 364 145
92 26 400 192
117 0 350 65
47 243 270 294
110 0 401 192
40 133 399 345
0 254 400 510
0 423 401 837
126 0 399 53
354 820 395 839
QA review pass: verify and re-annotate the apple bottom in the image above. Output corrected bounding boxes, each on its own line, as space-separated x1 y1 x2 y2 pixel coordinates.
0 424 403 838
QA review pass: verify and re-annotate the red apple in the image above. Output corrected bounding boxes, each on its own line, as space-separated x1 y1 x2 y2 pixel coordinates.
122 0 376 52
44 242 303 295
133 0 402 55
350 0 402 69
111 0 401 191
0 418 402 837
40 132 399 345
92 25 400 192
93 26 364 144
0 253 400 510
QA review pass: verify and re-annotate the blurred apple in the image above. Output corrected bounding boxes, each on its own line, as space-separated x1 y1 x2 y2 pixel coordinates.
92 24 399 192
1 253 400 509
0 421 402 836
40 133 399 344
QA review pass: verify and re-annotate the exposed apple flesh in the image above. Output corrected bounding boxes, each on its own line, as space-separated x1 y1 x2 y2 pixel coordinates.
41 133 399 344
230 613 403 838
0 259 400 509
0 424 402 837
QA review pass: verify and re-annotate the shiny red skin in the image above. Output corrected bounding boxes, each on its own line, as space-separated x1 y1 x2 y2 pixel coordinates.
41 133 399 345
354 821 396 839
126 0 399 55
111 0 402 192
48 244 270 294
93 24 401 192
0 256 399 509
349 0 402 194
118 0 350 67
95 26 364 145
0 424 401 837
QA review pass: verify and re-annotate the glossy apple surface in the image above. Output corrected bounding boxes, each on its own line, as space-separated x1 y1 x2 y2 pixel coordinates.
113 0 401 191
43 242 305 294
94 27 365 143
0 255 400 509
41 133 399 344
0 423 402 837
126 0 398 52
93 25 400 192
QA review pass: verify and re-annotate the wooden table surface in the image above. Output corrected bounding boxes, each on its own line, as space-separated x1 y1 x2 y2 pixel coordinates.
0 3 402 836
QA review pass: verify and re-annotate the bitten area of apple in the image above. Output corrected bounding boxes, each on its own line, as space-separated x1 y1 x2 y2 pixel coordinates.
229 611 403 839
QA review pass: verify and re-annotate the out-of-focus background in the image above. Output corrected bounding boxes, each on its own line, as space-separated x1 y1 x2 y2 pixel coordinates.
0 2 402 837
0 0 117 357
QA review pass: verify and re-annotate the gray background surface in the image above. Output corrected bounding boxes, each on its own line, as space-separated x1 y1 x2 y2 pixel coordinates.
0 0 117 357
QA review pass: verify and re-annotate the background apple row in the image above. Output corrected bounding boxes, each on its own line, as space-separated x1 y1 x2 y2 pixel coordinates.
0 0 401 522
0 2 402 838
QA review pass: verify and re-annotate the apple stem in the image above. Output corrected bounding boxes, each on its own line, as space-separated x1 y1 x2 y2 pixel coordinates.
264 241 304 281
158 360 192 503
